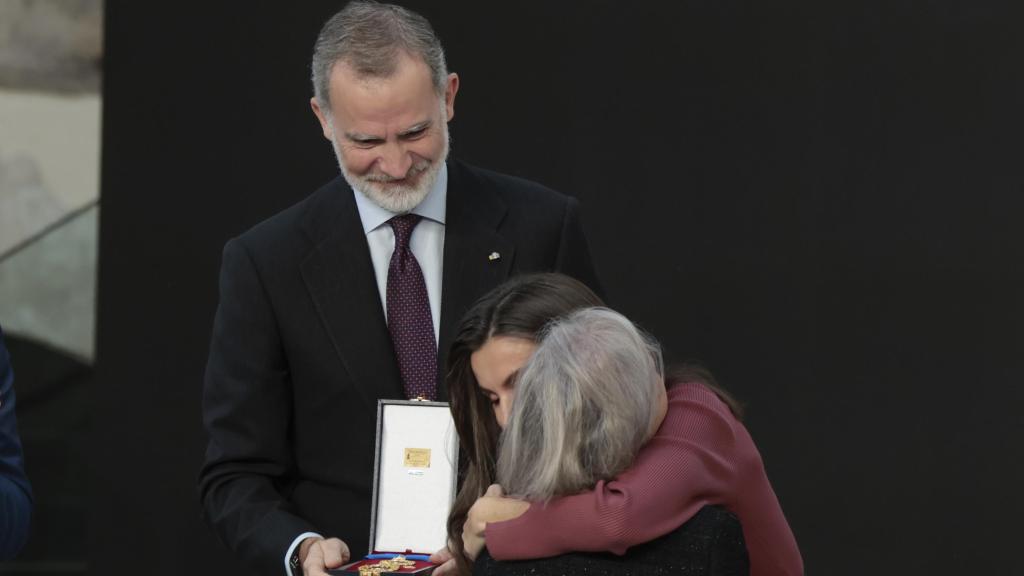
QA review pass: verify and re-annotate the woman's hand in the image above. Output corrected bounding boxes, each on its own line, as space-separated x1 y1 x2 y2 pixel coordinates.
429 546 457 575
462 484 531 560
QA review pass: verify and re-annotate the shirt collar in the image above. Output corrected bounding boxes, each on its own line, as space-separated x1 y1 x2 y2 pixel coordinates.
352 162 448 234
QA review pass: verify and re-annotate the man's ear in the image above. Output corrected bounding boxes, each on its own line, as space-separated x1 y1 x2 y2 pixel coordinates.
444 73 460 121
310 97 334 140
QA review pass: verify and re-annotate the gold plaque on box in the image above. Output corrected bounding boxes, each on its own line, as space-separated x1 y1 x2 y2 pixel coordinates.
403 447 431 468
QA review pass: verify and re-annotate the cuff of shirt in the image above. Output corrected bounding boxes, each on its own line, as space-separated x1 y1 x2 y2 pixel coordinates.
285 531 323 576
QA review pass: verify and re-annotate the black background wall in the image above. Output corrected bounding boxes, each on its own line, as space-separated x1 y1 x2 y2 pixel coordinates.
95 1 1023 575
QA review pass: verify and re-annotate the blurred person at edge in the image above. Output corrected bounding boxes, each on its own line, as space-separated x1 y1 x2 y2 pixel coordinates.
432 274 802 576
0 325 32 559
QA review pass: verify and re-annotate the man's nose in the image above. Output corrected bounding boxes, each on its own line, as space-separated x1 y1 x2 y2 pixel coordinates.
377 142 412 179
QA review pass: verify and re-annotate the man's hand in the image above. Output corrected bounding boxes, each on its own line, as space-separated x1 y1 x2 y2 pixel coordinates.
300 536 351 576
462 484 531 560
429 546 457 575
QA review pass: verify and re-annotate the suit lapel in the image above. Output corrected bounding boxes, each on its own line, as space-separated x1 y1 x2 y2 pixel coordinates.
299 180 404 407
436 161 515 400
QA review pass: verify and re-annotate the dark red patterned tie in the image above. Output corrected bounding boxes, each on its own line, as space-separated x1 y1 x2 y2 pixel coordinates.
386 215 437 400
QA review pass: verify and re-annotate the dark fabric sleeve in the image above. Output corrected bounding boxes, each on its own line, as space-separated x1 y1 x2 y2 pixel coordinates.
473 506 749 576
198 239 317 574
554 196 605 300
0 327 32 560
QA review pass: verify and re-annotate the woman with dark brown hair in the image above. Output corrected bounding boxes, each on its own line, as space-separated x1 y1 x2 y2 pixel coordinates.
430 273 802 576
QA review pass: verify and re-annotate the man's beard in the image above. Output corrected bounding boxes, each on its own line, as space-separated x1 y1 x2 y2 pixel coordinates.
331 121 449 214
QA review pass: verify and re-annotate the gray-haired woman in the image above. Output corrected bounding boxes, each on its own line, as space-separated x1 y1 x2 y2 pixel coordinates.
432 273 801 576
495 307 668 502
470 308 748 575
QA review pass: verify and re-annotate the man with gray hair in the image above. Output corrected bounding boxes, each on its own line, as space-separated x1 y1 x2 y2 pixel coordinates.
198 2 600 575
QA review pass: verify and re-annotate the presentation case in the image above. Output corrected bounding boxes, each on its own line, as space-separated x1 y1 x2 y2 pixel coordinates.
331 399 459 575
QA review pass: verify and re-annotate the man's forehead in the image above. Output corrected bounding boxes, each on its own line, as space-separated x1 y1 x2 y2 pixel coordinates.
328 64 434 109
330 51 432 86
332 97 435 129
331 60 392 88
328 72 438 129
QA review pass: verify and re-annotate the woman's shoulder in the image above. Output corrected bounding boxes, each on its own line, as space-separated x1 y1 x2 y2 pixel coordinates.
667 381 734 414
659 381 746 444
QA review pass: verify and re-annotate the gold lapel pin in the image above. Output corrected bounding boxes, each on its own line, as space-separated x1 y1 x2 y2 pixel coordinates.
488 251 501 261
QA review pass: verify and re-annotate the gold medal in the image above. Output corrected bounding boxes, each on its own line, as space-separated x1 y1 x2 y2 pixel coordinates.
357 555 418 575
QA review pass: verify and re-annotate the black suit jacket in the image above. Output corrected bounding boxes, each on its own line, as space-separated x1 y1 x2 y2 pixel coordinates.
199 160 600 574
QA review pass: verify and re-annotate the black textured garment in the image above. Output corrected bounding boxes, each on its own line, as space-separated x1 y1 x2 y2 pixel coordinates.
472 506 749 576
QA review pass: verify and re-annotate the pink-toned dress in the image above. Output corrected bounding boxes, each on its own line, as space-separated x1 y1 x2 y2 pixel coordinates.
485 382 803 576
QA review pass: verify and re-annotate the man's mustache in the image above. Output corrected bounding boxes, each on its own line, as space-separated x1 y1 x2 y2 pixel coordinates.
364 159 431 183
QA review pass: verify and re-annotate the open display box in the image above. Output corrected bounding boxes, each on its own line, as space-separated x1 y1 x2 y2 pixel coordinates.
330 400 459 575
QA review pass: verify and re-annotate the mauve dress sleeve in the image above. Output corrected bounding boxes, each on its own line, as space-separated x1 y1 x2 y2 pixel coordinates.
485 384 740 559
485 383 803 576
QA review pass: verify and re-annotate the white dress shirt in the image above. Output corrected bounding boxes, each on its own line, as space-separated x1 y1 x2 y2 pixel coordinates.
284 165 447 576
351 164 447 342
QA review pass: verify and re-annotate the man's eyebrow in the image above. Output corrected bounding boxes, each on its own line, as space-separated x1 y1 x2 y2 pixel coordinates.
344 131 384 143
398 120 432 136
344 122 430 142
